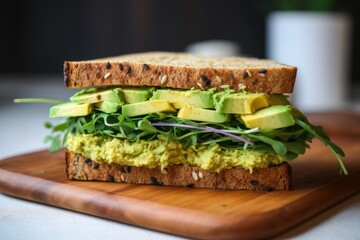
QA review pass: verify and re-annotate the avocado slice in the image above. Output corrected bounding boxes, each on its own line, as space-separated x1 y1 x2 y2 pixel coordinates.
94 101 122 113
240 105 295 130
214 92 269 114
121 88 151 104
70 88 123 104
49 102 93 118
122 100 176 117
177 105 228 123
152 89 214 109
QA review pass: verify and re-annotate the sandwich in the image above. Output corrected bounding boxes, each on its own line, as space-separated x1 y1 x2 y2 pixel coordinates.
16 52 346 191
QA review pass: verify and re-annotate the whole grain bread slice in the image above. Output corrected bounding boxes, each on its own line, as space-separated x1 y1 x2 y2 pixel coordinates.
64 52 297 93
65 151 292 191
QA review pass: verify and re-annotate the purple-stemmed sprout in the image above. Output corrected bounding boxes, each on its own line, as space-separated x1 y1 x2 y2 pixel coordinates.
151 122 253 145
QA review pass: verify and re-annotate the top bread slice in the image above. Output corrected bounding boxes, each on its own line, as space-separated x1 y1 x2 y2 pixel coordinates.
64 52 297 93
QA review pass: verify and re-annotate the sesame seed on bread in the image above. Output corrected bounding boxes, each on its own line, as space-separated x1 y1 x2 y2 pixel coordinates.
64 52 297 93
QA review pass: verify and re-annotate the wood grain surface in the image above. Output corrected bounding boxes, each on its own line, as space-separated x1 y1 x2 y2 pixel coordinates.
1 113 360 239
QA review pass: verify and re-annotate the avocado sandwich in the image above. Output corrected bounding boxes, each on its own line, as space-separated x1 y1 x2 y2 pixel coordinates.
25 52 347 191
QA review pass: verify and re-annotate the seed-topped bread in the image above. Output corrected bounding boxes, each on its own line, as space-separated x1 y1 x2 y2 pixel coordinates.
64 52 297 93
65 151 292 191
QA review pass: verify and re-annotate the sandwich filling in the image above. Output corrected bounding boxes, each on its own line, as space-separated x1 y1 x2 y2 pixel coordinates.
41 86 346 174
67 133 284 172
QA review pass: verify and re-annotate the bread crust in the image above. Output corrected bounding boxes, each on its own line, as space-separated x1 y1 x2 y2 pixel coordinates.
64 52 297 93
65 151 292 191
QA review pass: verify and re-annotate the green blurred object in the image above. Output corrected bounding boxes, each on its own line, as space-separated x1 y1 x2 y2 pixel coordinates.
274 0 336 11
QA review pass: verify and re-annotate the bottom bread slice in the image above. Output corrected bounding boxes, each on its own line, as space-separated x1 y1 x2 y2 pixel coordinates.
65 151 292 191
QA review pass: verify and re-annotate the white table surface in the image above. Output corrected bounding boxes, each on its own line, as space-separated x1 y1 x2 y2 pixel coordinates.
1 75 359 240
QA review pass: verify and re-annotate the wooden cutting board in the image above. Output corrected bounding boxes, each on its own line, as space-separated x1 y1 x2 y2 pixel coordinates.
1 136 360 239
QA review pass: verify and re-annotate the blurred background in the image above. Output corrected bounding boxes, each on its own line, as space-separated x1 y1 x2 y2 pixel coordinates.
0 0 359 156
0 0 356 72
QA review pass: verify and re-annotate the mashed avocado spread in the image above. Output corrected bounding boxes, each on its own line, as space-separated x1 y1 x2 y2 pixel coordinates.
67 133 285 172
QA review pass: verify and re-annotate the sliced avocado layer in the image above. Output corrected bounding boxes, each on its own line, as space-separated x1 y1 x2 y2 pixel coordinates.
50 102 93 118
152 89 214 109
70 88 123 104
50 86 294 122
213 92 269 114
241 105 295 130
94 101 122 113
122 100 176 117
121 88 151 103
177 105 228 123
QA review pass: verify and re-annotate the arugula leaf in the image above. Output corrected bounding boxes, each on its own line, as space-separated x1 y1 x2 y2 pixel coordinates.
44 135 62 152
284 141 306 155
282 152 299 161
44 111 305 154
52 122 68 132
248 134 288 156
43 110 347 175
138 119 161 133
135 119 165 140
295 119 347 175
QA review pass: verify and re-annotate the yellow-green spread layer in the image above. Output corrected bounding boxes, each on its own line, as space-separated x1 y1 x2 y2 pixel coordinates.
67 133 286 172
